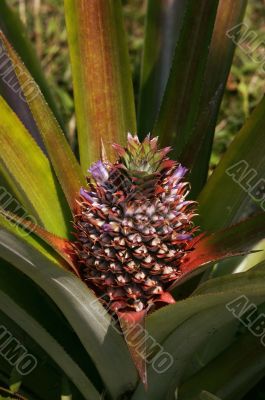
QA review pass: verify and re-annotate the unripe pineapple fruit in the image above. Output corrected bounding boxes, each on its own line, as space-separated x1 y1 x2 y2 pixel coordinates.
73 134 197 313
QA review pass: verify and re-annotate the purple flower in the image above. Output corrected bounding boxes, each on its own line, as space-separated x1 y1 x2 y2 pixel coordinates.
80 188 94 203
89 161 109 183
173 165 188 181
177 233 193 240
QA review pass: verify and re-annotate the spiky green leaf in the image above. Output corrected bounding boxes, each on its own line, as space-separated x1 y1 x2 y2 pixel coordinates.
0 97 70 237
0 32 85 212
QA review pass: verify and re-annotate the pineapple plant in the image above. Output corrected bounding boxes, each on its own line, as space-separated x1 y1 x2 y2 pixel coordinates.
0 0 265 399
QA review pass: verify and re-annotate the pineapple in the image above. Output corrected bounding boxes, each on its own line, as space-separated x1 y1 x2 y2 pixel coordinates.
0 1 265 399
73 134 197 313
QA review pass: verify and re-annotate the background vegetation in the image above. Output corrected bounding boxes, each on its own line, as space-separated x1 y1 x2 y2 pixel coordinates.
7 0 265 170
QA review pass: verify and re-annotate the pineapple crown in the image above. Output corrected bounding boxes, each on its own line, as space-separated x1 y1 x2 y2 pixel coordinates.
87 133 188 198
112 133 173 175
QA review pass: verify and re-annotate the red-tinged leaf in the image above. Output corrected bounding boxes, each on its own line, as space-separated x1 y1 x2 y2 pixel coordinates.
0 208 79 277
118 310 148 389
0 31 85 212
64 0 136 173
156 292 176 305
170 212 265 288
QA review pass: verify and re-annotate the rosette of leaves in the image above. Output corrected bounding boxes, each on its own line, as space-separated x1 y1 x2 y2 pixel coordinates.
0 1 265 399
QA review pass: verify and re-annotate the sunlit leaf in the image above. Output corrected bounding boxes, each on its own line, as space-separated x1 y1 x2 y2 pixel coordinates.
0 38 45 154
64 0 136 173
0 97 70 237
0 0 65 131
0 209 78 275
0 32 85 212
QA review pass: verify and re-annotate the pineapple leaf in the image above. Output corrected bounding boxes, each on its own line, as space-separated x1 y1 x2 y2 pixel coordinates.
0 208 78 276
133 305 237 400
194 262 265 296
0 213 68 268
133 269 265 400
0 32 86 212
154 0 219 154
0 97 71 238
0 385 26 400
0 215 138 398
198 96 265 277
137 0 189 134
0 278 100 399
0 37 46 154
198 391 222 400
118 310 148 389
64 0 136 172
198 95 265 231
0 0 65 131
180 0 247 197
173 211 265 287
0 258 103 398
178 329 265 400
147 268 265 355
